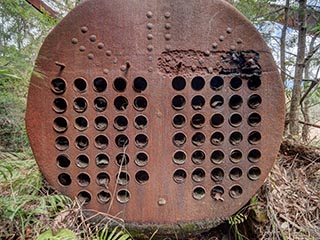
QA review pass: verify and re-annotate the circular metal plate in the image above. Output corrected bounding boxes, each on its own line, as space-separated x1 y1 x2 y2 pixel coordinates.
26 0 285 233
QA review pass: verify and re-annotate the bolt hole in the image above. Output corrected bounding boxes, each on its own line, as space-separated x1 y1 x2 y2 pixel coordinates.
76 154 89 168
230 76 242 90
173 132 186 147
94 116 108 131
94 97 107 112
58 173 71 186
211 186 224 199
94 135 108 150
135 170 149 184
135 152 148 166
211 132 224 146
115 134 129 148
172 114 186 128
77 191 91 204
117 171 130 185
97 190 111 204
211 168 224 182
211 150 224 164
134 115 148 130
248 149 261 163
75 117 88 131
230 150 242 163
116 153 130 166
117 189 130 203
114 116 128 131
57 155 70 168
55 136 69 151
248 167 261 180
53 98 67 113
193 187 206 200
192 132 205 146
247 76 261 90
210 76 224 90
192 168 205 182
53 117 68 133
191 95 205 110
211 114 224 128
77 173 90 186
210 95 224 108
248 131 261 144
191 76 205 91
229 131 243 145
93 77 107 92
96 154 109 168
113 77 127 92
248 94 262 109
51 78 66 94
135 134 148 148
133 77 147 92
192 150 206 164
173 169 187 184
248 113 261 126
229 167 243 181
75 135 89 150
134 96 148 111
191 114 205 129
97 172 110 186
229 185 243 198
173 151 186 165
172 76 186 91
229 113 242 127
229 95 243 110
74 78 87 92
172 95 186 110
73 97 87 113
114 96 128 111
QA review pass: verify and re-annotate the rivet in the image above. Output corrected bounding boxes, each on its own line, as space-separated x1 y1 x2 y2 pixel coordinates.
113 58 118 64
88 53 94 59
89 35 96 42
147 34 153 40
208 67 213 74
165 34 171 41
199 58 204 65
191 65 197 71
204 50 210 56
219 35 225 41
216 61 220 66
106 50 112 56
212 42 218 49
147 45 154 52
237 38 243 44
148 56 153 61
164 12 171 18
71 38 78 44
79 46 86 52
226 27 232 34
165 45 171 51
147 23 154 30
146 11 153 18
165 23 171 30
230 45 236 50
103 69 109 74
97 42 104 49
120 65 126 71
81 26 88 33
158 198 166 206
148 67 153 72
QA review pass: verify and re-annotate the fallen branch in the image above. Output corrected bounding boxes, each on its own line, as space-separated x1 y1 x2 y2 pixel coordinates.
298 120 320 128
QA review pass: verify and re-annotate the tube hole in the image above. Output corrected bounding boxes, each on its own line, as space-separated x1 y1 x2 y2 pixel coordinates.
94 135 108 150
75 135 89 150
229 167 243 181
210 95 224 108
75 117 88 131
133 77 147 92
51 78 66 94
229 185 243 198
94 116 108 131
192 168 205 182
192 132 205 146
96 154 109 168
173 132 186 147
117 189 130 203
115 134 129 148
58 173 71 186
211 168 224 182
57 155 70 168
172 114 186 128
192 150 206 165
77 173 90 186
53 98 67 113
191 95 205 110
248 131 261 144
53 117 68 133
211 114 224 127
97 190 111 204
248 94 262 109
210 76 224 90
173 151 186 165
172 76 186 91
247 76 261 90
116 153 129 166
248 113 261 126
73 97 87 113
76 154 89 168
94 97 107 112
134 96 148 111
77 191 91 204
135 152 148 167
114 116 128 131
211 150 224 164
173 169 187 184
248 149 261 163
191 76 205 91
193 187 206 200
191 114 205 129
230 76 242 90
248 167 261 180
74 78 87 92
134 115 148 130
229 132 243 145
211 186 224 199
117 171 130 185
211 132 224 146
55 136 69 151
113 77 127 92
114 96 128 111
135 134 148 148
135 170 149 184
230 150 242 163
229 113 242 127
172 95 186 110
97 172 110 186
93 77 107 92
229 95 243 110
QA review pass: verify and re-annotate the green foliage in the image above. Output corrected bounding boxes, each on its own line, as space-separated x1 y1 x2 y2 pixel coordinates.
37 229 77 240
92 226 132 240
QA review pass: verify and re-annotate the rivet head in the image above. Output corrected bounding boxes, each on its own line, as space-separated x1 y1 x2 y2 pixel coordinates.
103 69 109 74
165 23 171 30
165 34 171 41
148 67 153 72
212 42 218 49
237 38 243 44
219 35 225 41
164 12 171 18
158 198 166 206
87 53 94 59
89 35 96 42
147 34 153 40
204 50 210 56
120 65 126 71
71 38 78 44
81 26 88 33
79 46 86 52
147 23 154 30
199 58 204 65
191 65 197 71
148 56 153 61
97 42 104 49
208 67 213 74
165 45 171 51
147 45 154 52
226 27 232 34
106 50 112 56
230 45 236 50
113 58 118 64
146 11 153 18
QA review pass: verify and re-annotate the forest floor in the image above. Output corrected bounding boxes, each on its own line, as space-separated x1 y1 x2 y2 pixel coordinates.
0 139 319 240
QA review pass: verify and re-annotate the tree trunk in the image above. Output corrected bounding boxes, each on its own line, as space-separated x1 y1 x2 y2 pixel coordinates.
280 0 290 85
288 0 307 137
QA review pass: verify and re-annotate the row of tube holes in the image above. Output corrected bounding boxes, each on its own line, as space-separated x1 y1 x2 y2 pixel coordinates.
171 75 262 200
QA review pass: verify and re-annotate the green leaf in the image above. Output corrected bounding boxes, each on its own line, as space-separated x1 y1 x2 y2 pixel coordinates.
37 229 77 240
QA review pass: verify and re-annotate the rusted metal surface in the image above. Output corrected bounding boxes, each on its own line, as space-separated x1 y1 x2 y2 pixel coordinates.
26 0 285 234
